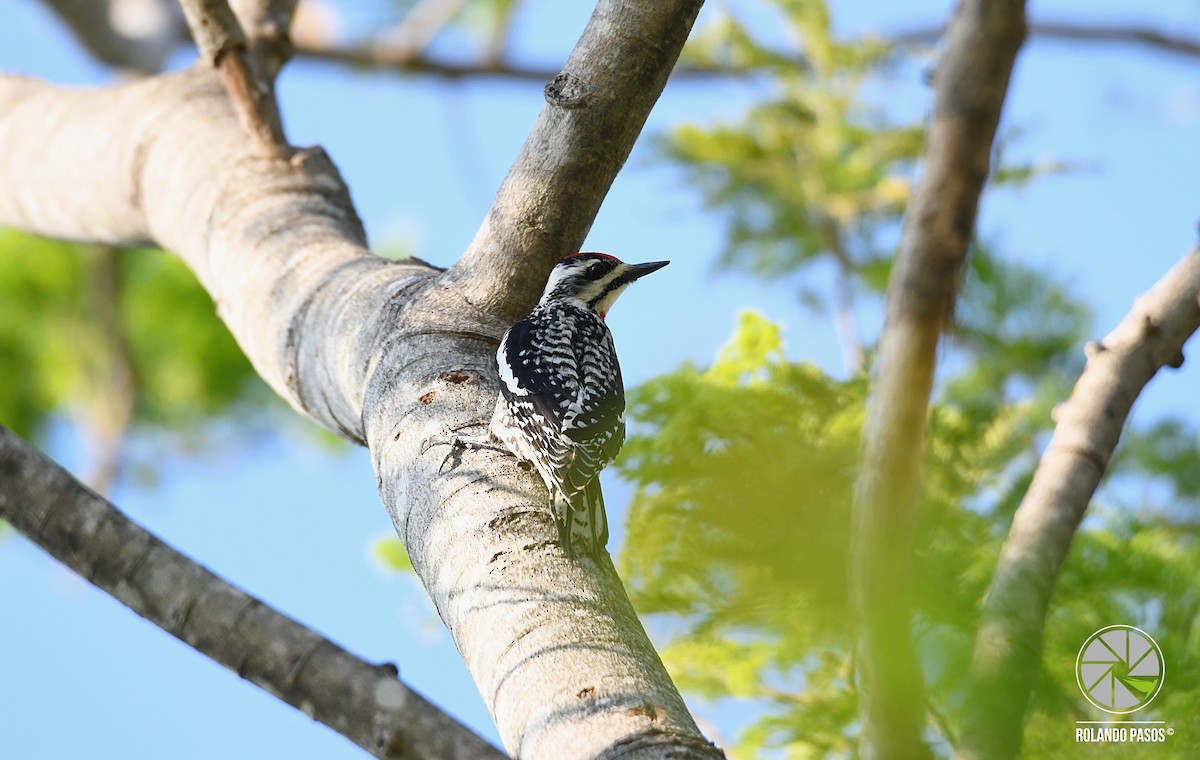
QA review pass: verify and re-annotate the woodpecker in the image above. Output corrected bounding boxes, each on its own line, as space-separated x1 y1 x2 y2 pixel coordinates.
488 252 669 557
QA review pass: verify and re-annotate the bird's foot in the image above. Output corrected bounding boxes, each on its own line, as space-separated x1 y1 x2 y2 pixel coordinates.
421 425 506 467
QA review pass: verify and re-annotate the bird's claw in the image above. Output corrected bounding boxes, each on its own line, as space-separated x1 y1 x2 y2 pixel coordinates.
419 434 454 456
421 427 505 468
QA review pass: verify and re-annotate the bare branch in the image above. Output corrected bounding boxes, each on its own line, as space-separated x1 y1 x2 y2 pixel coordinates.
895 19 1200 62
228 0 299 42
443 0 707 324
849 1 1027 757
179 0 289 158
79 246 136 494
957 246 1200 760
0 425 505 760
387 0 469 60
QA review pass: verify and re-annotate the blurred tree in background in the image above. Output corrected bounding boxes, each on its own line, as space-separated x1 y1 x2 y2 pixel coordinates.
0 233 270 491
617 2 1200 757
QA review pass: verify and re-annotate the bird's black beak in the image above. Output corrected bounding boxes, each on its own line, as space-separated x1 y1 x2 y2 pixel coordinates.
623 260 670 284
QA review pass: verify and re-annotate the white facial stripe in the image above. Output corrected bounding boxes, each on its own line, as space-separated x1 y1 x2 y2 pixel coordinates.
541 259 639 314
574 266 614 297
594 282 630 315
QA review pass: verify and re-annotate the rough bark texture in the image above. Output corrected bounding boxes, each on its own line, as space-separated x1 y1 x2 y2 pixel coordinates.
0 0 721 756
179 0 246 64
447 0 705 322
956 248 1200 760
179 0 289 158
0 426 504 760
848 1 1027 758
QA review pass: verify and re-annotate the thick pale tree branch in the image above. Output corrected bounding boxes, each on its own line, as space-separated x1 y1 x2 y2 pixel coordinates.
957 246 1200 760
228 0 299 43
79 246 136 495
0 426 504 760
288 19 1200 83
384 0 470 61
849 1 1026 758
291 42 752 83
179 0 246 65
444 0 706 322
0 0 720 756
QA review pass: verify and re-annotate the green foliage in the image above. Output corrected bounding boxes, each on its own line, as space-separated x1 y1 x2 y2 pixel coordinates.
620 312 863 754
0 230 270 448
116 247 270 427
619 308 1052 755
626 2 1200 755
666 0 920 307
373 535 414 572
0 233 75 437
621 307 1200 756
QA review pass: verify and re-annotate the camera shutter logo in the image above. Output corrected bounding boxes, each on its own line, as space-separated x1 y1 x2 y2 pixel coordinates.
1076 625 1164 714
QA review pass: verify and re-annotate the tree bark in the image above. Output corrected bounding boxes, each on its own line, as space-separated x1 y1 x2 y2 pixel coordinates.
956 247 1200 760
0 0 720 756
849 1 1026 757
0 425 504 760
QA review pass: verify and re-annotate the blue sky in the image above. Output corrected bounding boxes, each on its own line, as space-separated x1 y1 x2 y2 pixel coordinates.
2 1 1199 757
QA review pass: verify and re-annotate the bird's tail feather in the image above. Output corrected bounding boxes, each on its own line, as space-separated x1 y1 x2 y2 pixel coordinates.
553 480 608 558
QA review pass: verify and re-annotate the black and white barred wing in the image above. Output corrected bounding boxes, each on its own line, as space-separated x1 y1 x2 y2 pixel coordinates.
495 306 627 496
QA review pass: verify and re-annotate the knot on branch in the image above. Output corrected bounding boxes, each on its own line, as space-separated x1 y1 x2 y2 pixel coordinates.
544 72 591 109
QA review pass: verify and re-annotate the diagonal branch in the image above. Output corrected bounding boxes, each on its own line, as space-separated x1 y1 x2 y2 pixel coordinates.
179 0 289 158
385 0 470 61
443 0 706 322
957 246 1200 760
38 1 1200 84
849 1 1027 757
0 425 505 760
78 245 137 495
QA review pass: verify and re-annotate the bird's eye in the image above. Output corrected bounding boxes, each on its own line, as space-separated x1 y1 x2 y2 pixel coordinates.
587 263 603 275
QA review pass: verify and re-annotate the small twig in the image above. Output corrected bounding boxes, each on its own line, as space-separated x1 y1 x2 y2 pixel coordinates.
817 220 866 375
179 0 289 159
895 20 1200 62
849 1 1028 757
228 0 298 42
228 0 300 76
179 0 245 63
482 1 518 66
956 246 1200 760
79 245 136 495
388 0 469 60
